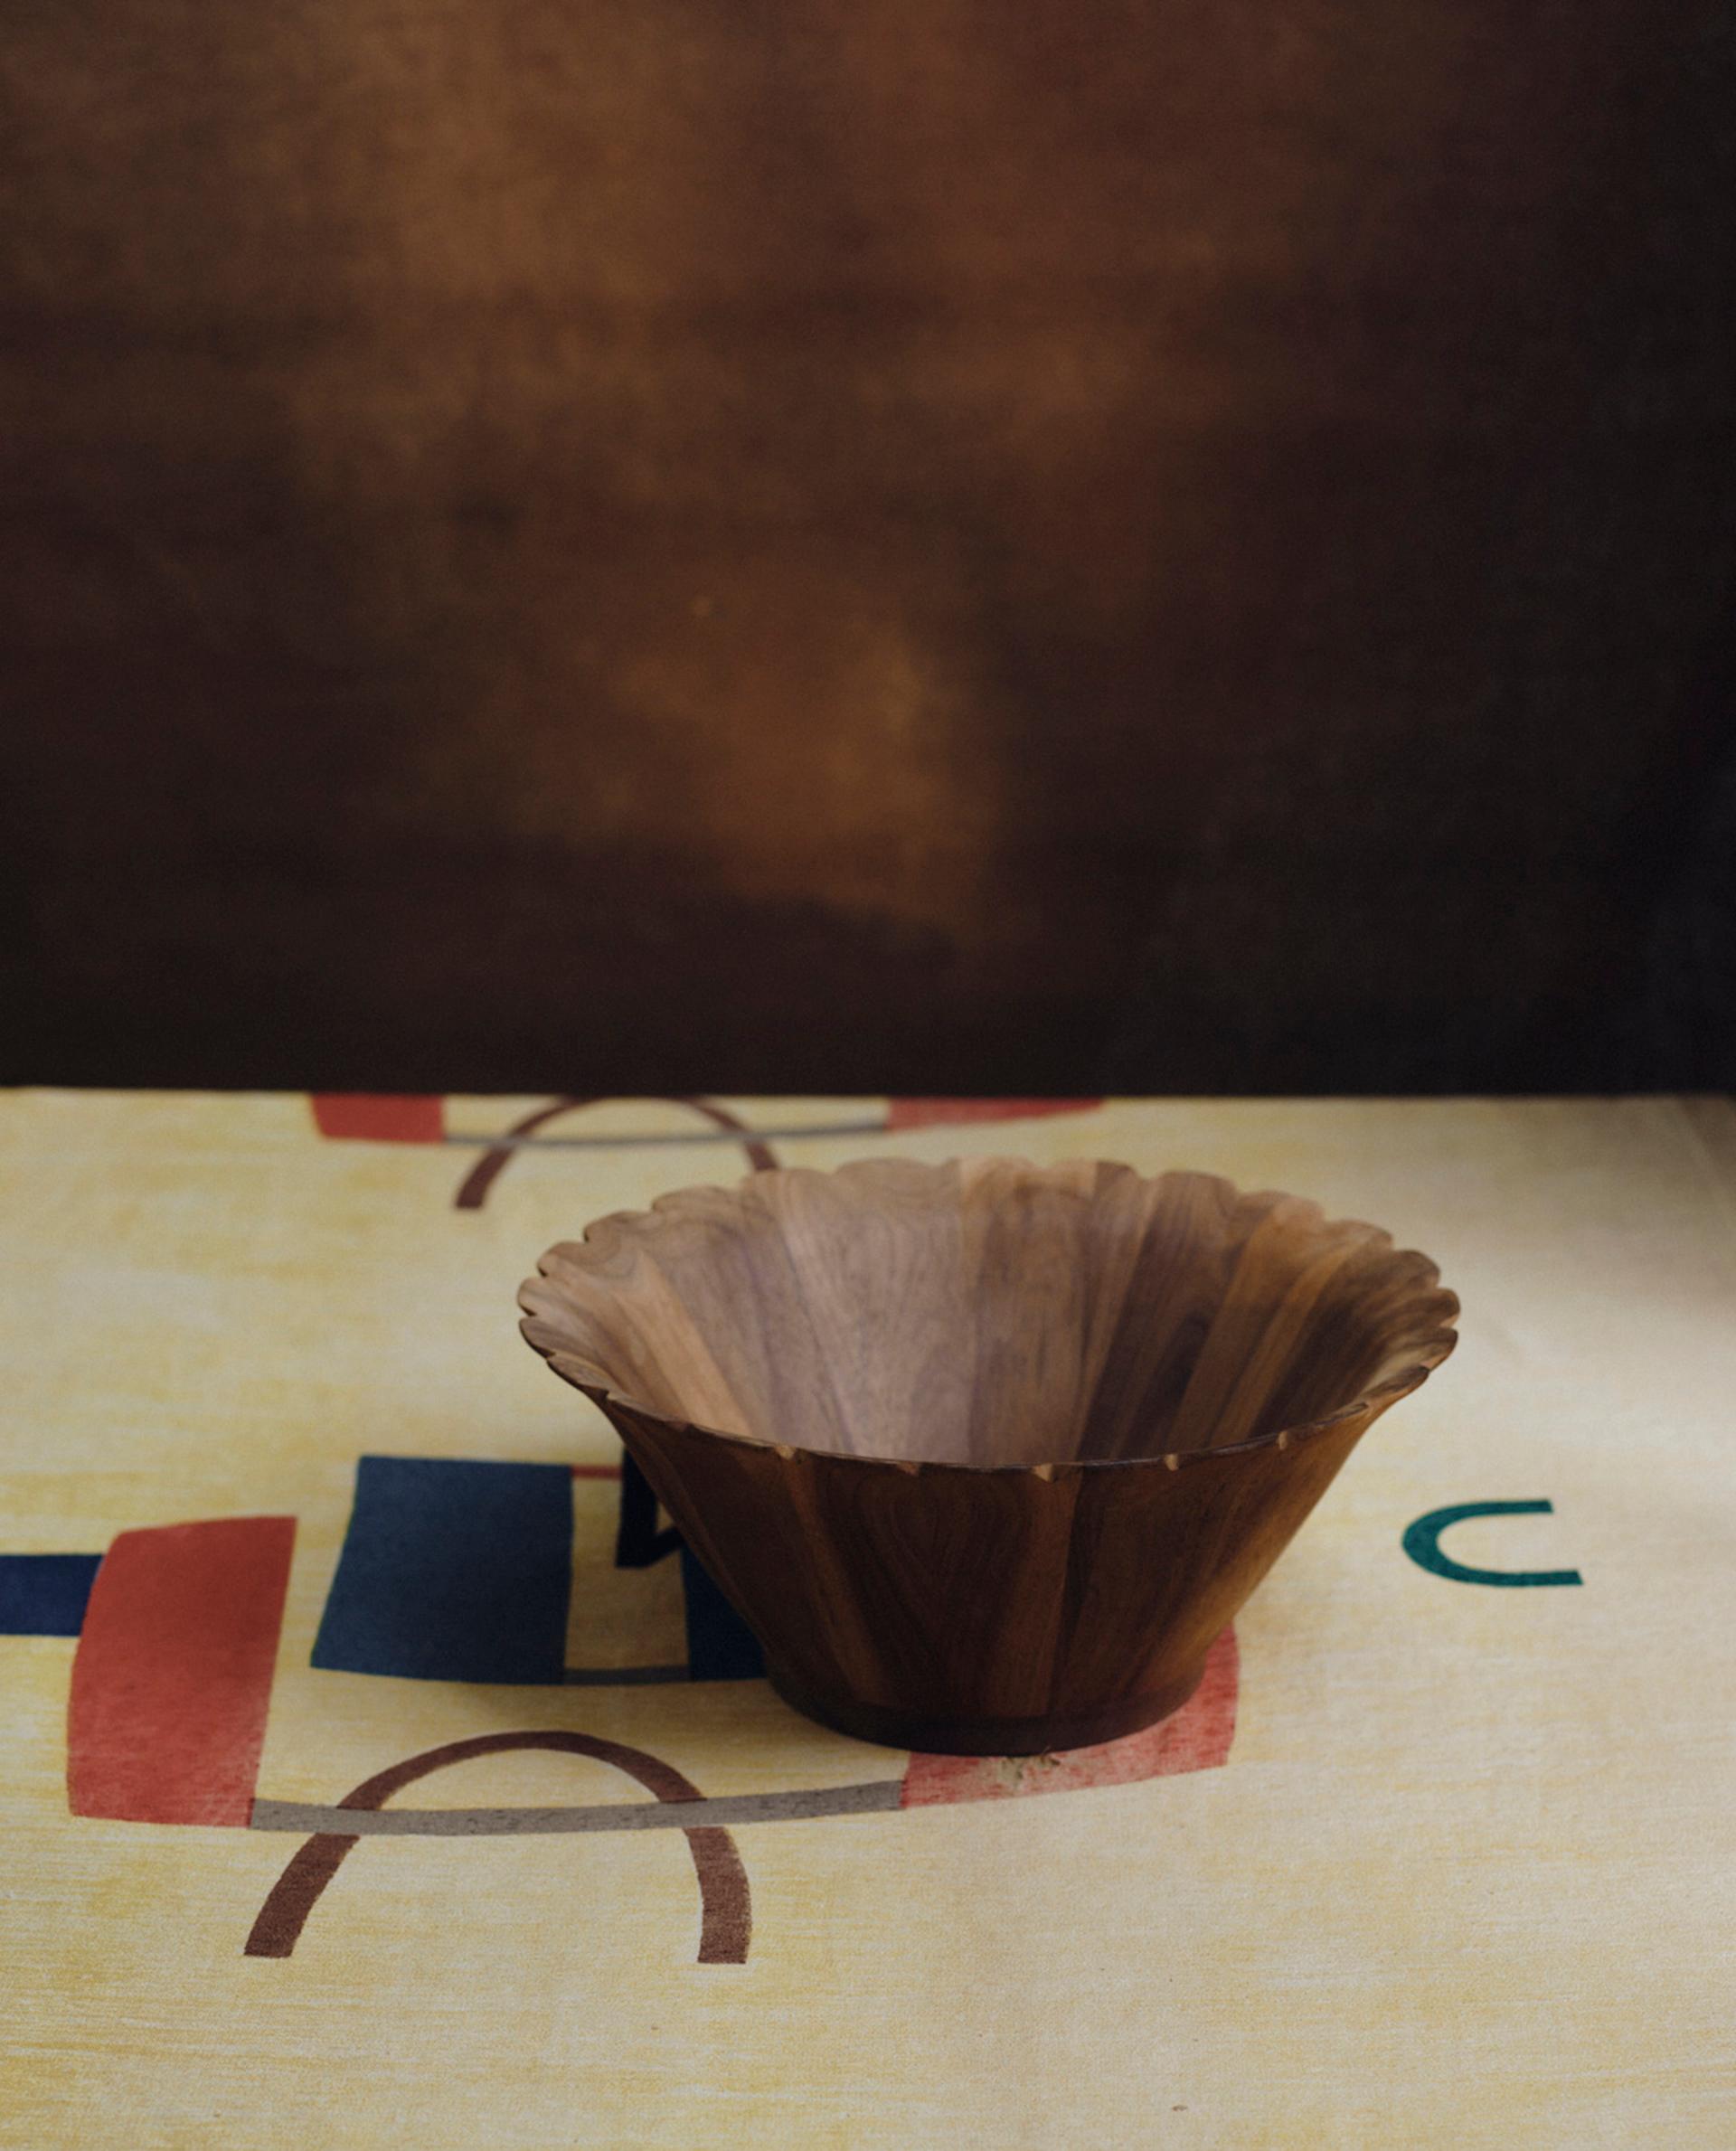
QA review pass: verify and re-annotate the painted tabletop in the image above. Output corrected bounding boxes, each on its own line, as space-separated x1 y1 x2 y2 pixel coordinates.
5 1090 1735 2147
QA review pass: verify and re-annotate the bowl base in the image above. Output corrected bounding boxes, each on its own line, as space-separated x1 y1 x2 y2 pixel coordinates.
767 1661 1208 1757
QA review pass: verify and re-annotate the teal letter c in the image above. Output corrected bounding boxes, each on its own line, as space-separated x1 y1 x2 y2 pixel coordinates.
1402 1500 1583 1587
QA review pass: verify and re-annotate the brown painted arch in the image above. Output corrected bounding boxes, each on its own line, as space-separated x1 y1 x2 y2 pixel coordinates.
453 1095 778 1209
244 1731 751 1964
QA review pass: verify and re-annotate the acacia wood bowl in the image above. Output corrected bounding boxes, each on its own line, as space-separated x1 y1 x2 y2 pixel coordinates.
519 1158 1458 1753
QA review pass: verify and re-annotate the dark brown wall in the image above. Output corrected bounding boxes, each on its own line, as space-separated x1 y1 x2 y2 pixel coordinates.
5 1 1734 1093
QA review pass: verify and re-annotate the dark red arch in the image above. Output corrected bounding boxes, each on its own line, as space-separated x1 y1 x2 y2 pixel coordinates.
244 1731 750 1963
454 1096 778 1209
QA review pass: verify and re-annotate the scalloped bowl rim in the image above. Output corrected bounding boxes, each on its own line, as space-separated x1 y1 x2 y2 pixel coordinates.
517 1156 1460 1475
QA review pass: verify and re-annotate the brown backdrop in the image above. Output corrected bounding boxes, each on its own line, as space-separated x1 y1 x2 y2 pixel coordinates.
5 1 1734 1093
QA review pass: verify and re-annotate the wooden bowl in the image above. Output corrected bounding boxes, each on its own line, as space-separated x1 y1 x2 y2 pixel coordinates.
519 1159 1458 1753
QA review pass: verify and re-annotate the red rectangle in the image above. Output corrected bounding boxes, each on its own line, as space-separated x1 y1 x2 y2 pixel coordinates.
310 1094 444 1142
68 1517 295 1826
900 1627 1238 1806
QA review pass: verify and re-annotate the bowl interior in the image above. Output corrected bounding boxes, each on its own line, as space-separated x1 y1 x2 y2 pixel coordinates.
520 1159 1457 1467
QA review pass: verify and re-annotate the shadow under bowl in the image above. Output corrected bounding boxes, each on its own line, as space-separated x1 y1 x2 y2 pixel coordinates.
519 1158 1458 1753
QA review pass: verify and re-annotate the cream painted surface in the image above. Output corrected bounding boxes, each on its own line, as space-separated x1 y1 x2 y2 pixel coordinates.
4 1090 1734 2146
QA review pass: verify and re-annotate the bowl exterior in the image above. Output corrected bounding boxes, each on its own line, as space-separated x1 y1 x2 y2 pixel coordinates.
595 1394 1385 1754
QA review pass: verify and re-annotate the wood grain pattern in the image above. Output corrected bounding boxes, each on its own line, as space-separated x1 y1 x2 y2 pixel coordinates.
521 1159 1458 1752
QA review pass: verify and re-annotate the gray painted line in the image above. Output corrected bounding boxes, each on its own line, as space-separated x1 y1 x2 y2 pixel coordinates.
562 1665 691 1685
440 1120 885 1151
250 1779 905 1837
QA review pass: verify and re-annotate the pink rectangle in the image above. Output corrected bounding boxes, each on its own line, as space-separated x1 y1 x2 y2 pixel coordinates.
68 1517 295 1826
